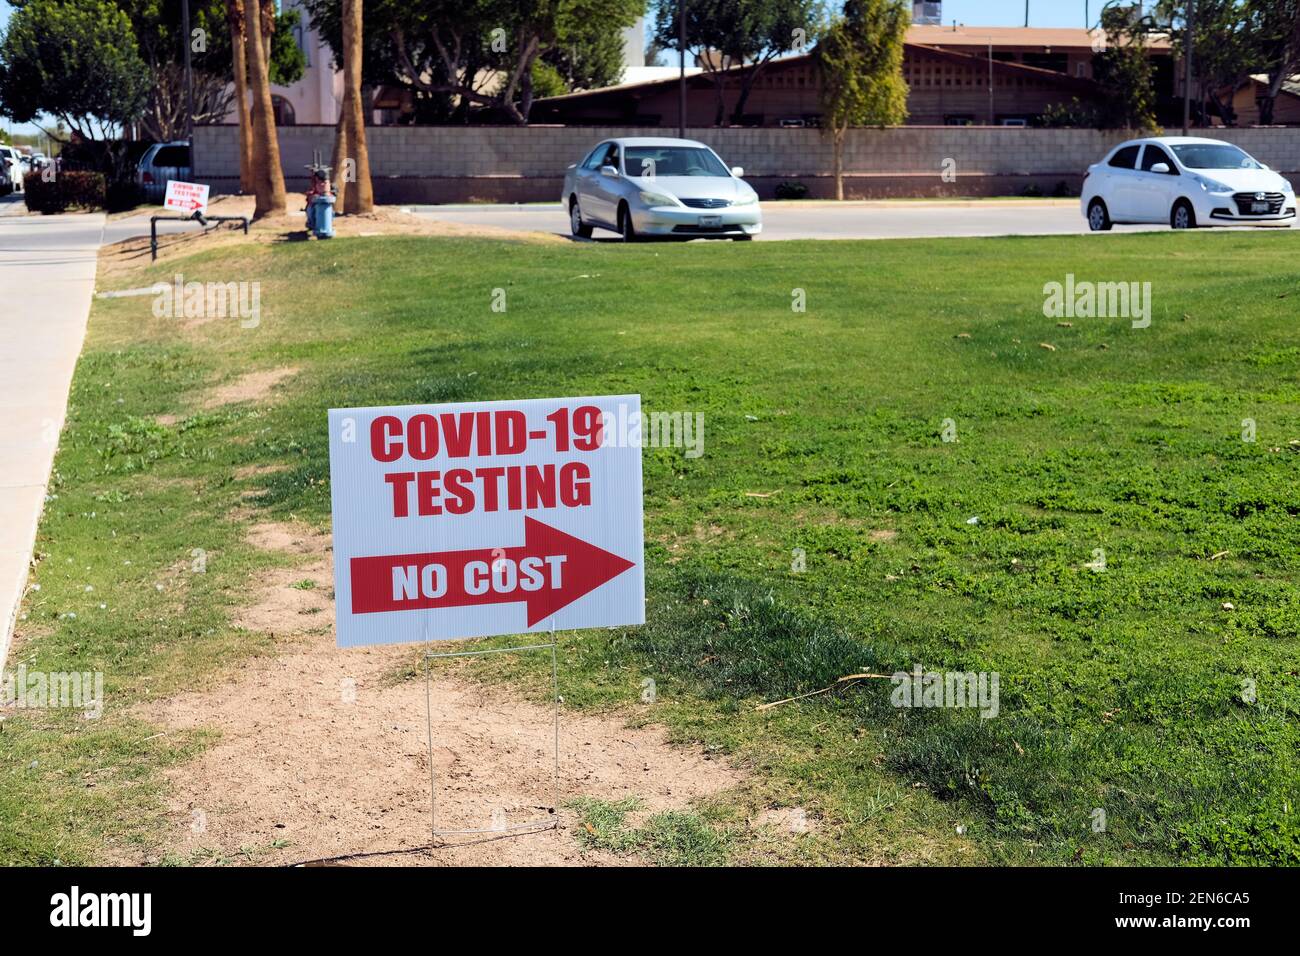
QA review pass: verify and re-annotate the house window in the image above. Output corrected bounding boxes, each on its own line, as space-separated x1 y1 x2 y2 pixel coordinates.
271 95 296 126
1023 52 1068 73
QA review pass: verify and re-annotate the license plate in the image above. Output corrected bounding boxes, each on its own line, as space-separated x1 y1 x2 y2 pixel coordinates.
698 215 722 228
1252 201 1270 213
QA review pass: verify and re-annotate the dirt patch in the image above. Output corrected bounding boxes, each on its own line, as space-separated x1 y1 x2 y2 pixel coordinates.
95 196 563 285
233 463 290 480
235 521 332 637
202 366 298 410
126 520 743 866
753 807 818 835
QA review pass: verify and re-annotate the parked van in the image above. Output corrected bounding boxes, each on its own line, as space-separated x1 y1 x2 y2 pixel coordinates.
135 142 192 203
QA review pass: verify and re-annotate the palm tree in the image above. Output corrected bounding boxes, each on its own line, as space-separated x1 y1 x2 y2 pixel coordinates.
244 0 286 216
341 0 373 213
226 0 253 194
330 113 348 212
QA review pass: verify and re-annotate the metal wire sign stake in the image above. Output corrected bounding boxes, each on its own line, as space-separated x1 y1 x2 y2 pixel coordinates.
325 396 646 853
423 622 561 844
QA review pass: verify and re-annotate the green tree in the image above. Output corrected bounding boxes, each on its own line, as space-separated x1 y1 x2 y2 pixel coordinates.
1094 3 1160 130
1154 0 1256 127
542 12 630 91
304 0 643 124
815 0 908 200
654 0 826 126
0 0 148 141
1248 0 1300 125
119 0 304 142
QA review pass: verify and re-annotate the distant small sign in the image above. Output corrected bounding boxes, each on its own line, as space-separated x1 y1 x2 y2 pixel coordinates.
163 180 209 215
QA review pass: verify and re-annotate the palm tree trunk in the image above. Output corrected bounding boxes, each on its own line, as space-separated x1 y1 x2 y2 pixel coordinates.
329 112 348 212
260 0 275 70
227 0 253 194
341 0 373 213
244 0 285 217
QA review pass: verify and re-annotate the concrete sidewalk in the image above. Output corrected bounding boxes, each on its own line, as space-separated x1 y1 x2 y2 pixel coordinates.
0 205 105 670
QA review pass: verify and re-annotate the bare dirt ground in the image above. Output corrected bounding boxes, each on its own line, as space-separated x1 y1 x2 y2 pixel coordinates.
96 195 562 286
127 519 744 867
201 366 299 410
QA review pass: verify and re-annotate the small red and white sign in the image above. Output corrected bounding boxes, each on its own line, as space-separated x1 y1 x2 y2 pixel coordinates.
328 396 645 647
163 180 209 215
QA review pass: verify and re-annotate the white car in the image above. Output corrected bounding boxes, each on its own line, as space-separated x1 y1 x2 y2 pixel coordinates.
562 137 761 241
1082 136 1295 231
0 146 23 195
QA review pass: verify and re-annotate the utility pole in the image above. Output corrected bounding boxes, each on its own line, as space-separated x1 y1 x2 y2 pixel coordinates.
678 0 687 138
182 0 195 141
1182 0 1193 135
988 39 994 126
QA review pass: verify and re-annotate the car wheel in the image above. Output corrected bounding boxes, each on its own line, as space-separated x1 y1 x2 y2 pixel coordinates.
1171 200 1196 230
733 234 753 241
1087 199 1112 232
618 203 638 242
569 195 592 238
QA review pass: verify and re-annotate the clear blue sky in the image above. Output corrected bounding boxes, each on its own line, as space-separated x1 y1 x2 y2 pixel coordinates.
941 1 1104 29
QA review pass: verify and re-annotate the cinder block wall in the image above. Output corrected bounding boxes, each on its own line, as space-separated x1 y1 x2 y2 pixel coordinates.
192 125 1300 202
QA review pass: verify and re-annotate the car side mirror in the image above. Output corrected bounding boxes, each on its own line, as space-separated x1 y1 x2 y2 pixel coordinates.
1150 163 1171 175
731 166 745 178
600 165 619 178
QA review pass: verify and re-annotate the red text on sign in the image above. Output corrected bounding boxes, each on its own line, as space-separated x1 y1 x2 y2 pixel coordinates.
383 462 591 517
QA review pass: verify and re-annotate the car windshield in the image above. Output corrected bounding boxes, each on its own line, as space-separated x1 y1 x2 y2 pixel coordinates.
624 146 730 177
1170 144 1261 170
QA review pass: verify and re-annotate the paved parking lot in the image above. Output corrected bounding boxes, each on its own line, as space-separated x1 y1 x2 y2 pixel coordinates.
407 200 1114 241
408 199 1297 241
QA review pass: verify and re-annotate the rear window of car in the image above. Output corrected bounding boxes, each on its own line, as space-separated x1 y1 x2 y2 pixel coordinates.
1108 145 1140 169
153 146 190 167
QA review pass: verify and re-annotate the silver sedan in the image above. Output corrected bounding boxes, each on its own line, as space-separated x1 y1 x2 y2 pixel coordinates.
562 137 761 241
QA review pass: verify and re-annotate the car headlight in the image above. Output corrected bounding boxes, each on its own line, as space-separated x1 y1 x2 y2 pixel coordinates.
732 192 759 206
638 190 677 207
1196 176 1232 194
1283 180 1295 195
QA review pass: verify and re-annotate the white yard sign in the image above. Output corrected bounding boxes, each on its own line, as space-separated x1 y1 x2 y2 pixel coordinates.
163 180 209 215
328 395 645 647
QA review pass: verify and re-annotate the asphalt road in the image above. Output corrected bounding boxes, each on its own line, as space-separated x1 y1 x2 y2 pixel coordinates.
0 194 215 243
407 199 1295 241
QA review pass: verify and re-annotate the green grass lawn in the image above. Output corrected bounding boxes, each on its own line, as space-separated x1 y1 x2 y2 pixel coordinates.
4 229 1299 865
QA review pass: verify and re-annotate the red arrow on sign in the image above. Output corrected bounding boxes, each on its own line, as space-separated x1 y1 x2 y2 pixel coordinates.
349 517 636 626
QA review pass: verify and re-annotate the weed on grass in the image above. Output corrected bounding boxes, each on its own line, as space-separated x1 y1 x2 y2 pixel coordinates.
570 797 731 866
